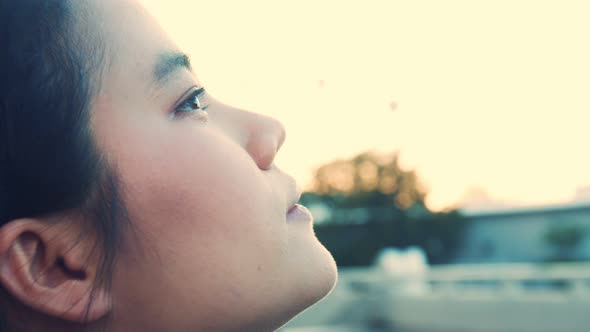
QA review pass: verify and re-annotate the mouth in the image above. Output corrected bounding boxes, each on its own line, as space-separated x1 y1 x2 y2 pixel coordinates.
287 203 299 214
287 189 302 214
283 176 313 222
287 203 313 222
286 182 313 222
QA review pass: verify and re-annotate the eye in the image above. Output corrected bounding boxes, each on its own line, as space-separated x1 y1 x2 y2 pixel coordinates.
173 87 208 119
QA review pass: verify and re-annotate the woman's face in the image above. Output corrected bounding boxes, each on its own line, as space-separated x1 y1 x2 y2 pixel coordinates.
88 0 337 331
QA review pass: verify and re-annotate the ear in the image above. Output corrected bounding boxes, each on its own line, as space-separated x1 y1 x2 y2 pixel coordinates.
0 218 111 322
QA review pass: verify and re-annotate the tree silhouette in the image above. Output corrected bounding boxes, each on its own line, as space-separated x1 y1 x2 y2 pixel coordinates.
304 151 466 266
311 151 426 209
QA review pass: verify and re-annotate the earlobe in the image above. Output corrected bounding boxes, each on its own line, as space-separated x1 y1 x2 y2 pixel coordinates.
0 218 111 322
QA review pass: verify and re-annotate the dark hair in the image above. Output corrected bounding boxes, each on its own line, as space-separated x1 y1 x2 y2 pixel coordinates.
0 0 127 329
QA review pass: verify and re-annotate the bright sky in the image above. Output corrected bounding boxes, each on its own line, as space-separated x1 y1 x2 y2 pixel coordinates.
141 0 590 211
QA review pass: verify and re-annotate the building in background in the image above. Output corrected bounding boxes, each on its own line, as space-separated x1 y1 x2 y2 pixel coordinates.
453 202 590 263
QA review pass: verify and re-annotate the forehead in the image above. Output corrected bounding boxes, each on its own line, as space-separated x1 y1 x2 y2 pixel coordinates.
85 0 181 88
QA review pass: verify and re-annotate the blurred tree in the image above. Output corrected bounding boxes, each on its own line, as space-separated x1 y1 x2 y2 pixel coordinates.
310 151 427 209
543 224 586 262
302 151 466 266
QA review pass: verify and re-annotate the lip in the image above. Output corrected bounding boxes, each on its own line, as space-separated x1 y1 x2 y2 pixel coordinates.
287 193 302 213
285 179 312 222
287 204 313 222
286 179 302 213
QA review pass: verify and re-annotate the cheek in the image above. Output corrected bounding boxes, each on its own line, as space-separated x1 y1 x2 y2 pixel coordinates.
117 125 287 267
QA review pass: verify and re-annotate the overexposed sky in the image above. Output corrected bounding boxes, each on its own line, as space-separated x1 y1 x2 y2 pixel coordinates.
141 0 590 211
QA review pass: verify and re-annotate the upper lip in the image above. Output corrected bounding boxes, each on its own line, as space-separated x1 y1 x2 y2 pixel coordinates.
287 178 302 213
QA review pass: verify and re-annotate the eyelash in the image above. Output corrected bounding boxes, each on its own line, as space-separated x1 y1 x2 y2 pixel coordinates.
173 87 208 119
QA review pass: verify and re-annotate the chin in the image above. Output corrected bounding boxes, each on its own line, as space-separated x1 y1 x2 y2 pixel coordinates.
308 244 339 302
292 242 339 313
265 269 338 332
242 255 338 332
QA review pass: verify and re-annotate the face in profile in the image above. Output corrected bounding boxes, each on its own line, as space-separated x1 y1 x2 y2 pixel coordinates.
0 0 337 331
90 0 337 331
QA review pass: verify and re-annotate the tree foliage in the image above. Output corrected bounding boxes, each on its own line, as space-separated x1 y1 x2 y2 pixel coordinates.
303 151 466 266
310 151 426 209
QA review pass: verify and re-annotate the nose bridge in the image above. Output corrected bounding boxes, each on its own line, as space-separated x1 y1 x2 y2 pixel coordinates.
246 114 286 170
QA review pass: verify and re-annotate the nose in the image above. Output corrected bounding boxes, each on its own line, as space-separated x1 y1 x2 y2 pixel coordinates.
245 115 286 170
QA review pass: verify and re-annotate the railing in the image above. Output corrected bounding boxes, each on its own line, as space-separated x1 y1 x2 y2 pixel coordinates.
390 263 590 298
384 263 590 332
282 263 590 332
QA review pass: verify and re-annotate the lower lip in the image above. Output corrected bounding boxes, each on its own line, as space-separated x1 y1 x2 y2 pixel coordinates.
287 204 313 222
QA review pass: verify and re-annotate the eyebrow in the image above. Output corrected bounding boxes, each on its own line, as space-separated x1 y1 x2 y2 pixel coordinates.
153 51 192 85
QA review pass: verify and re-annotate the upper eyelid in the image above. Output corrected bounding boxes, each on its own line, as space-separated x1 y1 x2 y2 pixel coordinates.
173 86 205 109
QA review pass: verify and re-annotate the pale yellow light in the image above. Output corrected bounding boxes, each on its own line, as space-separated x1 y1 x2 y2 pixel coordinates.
141 0 590 211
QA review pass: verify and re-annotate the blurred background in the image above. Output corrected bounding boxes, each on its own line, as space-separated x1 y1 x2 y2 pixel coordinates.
142 1 590 331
